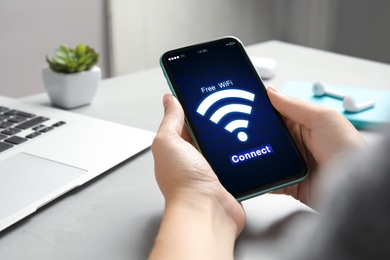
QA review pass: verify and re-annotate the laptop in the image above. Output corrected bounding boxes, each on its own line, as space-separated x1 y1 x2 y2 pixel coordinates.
0 95 155 232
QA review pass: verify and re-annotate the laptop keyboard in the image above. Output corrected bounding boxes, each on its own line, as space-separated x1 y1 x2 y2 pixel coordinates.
0 106 66 153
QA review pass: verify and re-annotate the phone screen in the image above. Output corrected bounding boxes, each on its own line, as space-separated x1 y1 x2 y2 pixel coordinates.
160 37 308 200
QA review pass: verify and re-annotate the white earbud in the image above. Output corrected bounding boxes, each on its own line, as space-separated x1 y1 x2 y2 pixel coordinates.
312 82 346 99
312 82 376 113
343 96 375 113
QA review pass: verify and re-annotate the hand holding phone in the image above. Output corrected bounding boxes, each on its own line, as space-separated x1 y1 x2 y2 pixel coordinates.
160 36 308 201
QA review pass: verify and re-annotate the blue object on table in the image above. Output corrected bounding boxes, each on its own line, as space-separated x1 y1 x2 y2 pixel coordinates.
281 81 390 129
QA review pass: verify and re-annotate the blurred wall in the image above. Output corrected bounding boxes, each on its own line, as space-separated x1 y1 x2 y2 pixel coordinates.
108 0 273 76
1 0 390 98
272 0 390 65
272 0 338 51
332 0 390 64
0 0 110 98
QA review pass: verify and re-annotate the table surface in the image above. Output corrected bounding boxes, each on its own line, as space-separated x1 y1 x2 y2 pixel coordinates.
1 40 389 259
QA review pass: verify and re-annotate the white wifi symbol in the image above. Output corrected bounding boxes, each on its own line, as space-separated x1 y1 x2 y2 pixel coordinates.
196 89 255 142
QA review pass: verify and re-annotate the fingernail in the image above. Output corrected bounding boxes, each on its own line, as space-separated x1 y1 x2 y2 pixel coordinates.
163 94 172 108
267 85 280 93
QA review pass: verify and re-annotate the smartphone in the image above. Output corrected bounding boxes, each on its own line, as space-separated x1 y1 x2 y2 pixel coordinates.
160 36 308 201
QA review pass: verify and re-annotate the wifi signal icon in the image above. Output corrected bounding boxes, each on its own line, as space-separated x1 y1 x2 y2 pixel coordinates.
196 89 255 142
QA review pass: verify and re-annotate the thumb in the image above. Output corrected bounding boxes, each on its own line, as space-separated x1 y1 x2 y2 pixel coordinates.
157 94 185 136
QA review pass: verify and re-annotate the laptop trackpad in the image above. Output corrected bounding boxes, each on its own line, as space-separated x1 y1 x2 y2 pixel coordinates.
0 153 87 219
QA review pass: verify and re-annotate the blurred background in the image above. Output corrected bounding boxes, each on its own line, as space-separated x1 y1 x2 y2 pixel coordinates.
1 0 389 97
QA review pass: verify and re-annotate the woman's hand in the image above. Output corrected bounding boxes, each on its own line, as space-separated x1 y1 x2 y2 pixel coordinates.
267 85 367 209
150 94 245 260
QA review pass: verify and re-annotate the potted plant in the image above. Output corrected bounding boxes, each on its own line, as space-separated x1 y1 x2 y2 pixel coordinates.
42 44 101 109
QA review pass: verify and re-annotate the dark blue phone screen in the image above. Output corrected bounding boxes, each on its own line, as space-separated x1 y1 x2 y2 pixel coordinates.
161 37 307 199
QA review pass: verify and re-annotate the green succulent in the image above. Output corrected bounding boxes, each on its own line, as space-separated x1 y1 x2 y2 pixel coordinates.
46 44 99 74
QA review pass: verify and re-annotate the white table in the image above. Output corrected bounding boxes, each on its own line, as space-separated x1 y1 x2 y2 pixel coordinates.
1 40 389 259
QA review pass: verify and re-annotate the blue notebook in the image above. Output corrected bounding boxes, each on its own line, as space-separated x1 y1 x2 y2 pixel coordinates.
281 81 390 129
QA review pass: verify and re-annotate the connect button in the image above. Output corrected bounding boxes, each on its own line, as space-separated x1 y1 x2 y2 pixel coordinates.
229 144 274 165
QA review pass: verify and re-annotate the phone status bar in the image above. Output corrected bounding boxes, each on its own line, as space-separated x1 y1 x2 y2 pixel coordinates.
168 54 186 61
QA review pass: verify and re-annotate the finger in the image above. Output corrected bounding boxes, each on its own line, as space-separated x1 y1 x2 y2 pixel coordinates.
157 94 186 136
267 85 324 129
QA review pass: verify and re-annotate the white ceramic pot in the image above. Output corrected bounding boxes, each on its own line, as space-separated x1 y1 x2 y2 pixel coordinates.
42 66 101 109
